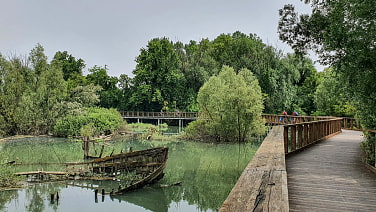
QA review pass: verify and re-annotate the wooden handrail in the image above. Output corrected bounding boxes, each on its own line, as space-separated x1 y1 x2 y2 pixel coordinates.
283 118 343 154
220 126 288 211
220 115 343 211
120 111 363 129
120 111 199 118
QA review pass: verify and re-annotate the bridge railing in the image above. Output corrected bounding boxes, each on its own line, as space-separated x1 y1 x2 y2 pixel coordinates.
220 115 343 211
119 111 198 119
283 118 343 154
342 117 362 130
220 126 288 211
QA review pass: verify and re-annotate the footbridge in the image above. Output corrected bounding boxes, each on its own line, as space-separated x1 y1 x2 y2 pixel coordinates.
120 111 376 211
220 115 376 211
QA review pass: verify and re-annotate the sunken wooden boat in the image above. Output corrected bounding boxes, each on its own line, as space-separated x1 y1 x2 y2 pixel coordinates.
16 147 169 192
90 146 169 194
89 147 168 176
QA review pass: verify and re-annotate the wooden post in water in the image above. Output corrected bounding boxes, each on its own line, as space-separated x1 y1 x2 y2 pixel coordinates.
82 136 90 159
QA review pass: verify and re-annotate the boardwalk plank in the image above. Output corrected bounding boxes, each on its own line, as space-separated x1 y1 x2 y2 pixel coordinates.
287 130 376 211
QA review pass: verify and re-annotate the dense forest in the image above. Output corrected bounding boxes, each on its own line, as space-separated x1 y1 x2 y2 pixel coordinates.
0 31 355 137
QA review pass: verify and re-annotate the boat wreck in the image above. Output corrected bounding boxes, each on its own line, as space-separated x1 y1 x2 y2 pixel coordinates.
15 147 169 193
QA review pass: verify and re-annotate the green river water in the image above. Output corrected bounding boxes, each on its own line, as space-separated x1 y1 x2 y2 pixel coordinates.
0 136 260 212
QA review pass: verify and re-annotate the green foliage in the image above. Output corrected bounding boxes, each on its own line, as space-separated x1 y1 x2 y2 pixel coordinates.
128 32 316 113
279 0 375 161
0 44 67 135
68 84 102 107
183 120 210 141
0 165 23 187
86 65 121 108
116 74 132 110
126 123 168 134
53 107 124 137
189 66 265 142
131 38 184 111
313 69 356 117
361 133 375 166
51 51 85 81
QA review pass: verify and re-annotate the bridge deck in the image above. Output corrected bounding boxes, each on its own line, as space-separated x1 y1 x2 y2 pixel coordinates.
287 130 376 211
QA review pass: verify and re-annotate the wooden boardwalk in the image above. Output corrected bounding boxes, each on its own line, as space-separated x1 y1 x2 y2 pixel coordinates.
287 130 376 211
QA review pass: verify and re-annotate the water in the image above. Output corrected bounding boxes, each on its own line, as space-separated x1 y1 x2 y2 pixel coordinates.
0 136 259 212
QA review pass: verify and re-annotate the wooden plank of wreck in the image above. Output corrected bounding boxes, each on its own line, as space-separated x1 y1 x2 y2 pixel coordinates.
220 126 288 212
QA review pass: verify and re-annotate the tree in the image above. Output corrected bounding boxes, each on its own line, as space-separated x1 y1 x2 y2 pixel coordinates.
178 39 219 111
193 66 265 142
15 44 67 134
278 0 376 127
313 68 355 117
131 38 184 111
68 84 102 107
0 54 28 135
117 74 132 110
207 32 309 114
86 65 120 108
52 51 85 81
279 0 375 164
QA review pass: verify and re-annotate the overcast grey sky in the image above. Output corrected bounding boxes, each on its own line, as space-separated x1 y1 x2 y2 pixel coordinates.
0 0 318 77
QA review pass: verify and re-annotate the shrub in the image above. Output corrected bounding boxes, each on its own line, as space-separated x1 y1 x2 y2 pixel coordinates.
53 107 124 137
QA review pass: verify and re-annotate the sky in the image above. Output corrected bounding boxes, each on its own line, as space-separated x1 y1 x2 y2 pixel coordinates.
0 0 321 77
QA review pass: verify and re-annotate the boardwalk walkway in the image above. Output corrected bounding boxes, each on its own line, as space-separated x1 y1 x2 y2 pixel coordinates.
287 130 376 211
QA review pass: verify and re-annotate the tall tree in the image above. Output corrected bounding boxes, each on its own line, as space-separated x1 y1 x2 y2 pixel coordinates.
131 38 184 111
278 0 376 127
52 51 86 81
279 0 376 164
314 68 355 117
86 65 120 108
16 44 67 134
196 66 264 142
117 74 132 110
0 55 28 135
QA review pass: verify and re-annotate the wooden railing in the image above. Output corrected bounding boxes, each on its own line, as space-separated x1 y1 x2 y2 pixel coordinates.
262 114 341 125
220 115 343 211
342 117 362 130
220 126 288 211
120 111 359 131
283 118 342 154
119 111 198 119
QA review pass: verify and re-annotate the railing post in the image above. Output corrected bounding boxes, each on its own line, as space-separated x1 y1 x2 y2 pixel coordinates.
303 124 308 146
313 122 317 142
297 124 303 148
291 125 296 151
284 126 289 154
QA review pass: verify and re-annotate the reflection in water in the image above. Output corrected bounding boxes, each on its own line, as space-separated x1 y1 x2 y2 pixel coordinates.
0 137 259 212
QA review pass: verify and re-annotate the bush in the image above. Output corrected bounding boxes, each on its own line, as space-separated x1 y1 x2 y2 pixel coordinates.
195 66 265 142
53 107 124 137
361 133 375 166
182 120 211 141
0 166 23 188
